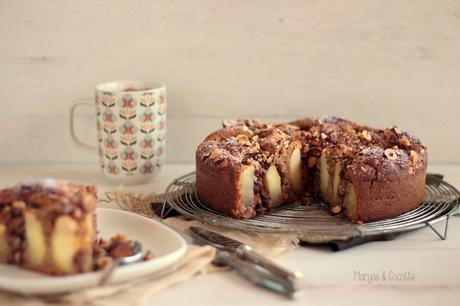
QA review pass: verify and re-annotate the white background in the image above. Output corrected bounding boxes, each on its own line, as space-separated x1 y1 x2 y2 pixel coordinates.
1 0 459 164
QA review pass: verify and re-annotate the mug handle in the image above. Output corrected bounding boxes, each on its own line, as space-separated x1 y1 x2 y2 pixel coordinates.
69 102 98 150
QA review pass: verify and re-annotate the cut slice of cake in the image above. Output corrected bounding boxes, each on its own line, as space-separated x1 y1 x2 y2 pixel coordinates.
0 180 97 275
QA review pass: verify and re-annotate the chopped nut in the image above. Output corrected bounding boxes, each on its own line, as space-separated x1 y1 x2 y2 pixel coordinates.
409 150 418 166
143 250 154 261
236 134 250 145
360 130 372 142
384 148 398 160
110 233 127 244
266 155 274 164
360 166 367 172
222 119 237 127
398 136 411 148
96 256 112 269
72 209 82 219
321 133 328 140
387 126 401 135
98 238 110 250
209 149 222 160
12 201 26 210
331 205 342 214
220 158 229 167
307 156 318 168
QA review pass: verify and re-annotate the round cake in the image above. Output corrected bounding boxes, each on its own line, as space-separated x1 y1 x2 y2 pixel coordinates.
196 117 427 223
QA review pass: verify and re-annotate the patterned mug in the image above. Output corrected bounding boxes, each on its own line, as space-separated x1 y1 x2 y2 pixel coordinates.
70 81 166 184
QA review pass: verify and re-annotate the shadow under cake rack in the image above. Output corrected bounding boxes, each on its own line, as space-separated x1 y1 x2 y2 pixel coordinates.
163 173 460 243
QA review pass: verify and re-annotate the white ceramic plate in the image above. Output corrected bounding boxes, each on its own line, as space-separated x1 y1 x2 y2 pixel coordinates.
0 208 187 295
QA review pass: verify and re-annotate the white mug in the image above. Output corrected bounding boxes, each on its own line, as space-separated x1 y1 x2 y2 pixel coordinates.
70 81 167 184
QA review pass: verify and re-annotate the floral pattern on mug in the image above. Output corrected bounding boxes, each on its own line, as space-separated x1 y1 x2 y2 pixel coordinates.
104 135 119 160
102 109 118 134
107 161 120 175
140 92 156 107
156 120 166 141
140 136 155 160
158 95 166 115
140 122 155 134
121 160 137 174
95 82 166 179
101 92 117 107
119 94 138 120
156 146 164 159
121 146 138 161
140 161 154 174
97 132 103 144
139 110 155 122
120 147 138 174
120 121 137 146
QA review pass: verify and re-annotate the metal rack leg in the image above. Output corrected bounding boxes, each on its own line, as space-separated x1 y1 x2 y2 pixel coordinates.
426 215 450 240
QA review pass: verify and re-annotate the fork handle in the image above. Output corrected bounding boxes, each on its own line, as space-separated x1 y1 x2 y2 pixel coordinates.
216 251 297 298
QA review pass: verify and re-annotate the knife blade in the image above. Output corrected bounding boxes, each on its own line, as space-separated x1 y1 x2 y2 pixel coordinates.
189 226 303 291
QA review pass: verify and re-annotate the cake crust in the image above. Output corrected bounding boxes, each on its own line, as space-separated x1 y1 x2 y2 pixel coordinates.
196 117 428 223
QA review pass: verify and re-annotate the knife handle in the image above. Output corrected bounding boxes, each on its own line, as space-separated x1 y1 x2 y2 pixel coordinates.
216 251 298 298
236 245 303 290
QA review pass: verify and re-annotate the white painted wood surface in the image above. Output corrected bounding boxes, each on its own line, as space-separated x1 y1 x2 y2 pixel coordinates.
1 0 459 164
0 162 459 306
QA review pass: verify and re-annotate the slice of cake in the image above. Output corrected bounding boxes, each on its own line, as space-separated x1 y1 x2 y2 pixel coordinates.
0 180 97 275
196 119 306 218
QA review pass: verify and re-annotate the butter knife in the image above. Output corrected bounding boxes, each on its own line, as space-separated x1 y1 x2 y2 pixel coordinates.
189 226 303 290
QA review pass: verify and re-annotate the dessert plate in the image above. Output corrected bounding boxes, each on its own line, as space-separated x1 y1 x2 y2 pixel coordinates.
0 208 187 295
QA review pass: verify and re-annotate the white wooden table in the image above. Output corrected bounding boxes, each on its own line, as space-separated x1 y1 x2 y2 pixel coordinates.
1 163 459 306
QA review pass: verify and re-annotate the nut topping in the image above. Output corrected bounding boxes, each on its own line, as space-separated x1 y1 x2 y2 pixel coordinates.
360 130 372 142
236 134 250 146
384 148 398 160
72 209 82 219
12 201 26 210
398 136 411 148
266 155 274 164
331 205 342 214
209 149 222 160
307 156 318 168
409 150 418 166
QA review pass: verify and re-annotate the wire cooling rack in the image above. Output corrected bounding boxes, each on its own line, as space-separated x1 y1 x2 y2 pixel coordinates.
163 173 460 243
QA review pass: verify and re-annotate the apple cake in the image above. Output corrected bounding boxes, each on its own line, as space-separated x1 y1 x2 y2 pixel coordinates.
196 117 427 223
0 180 97 275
